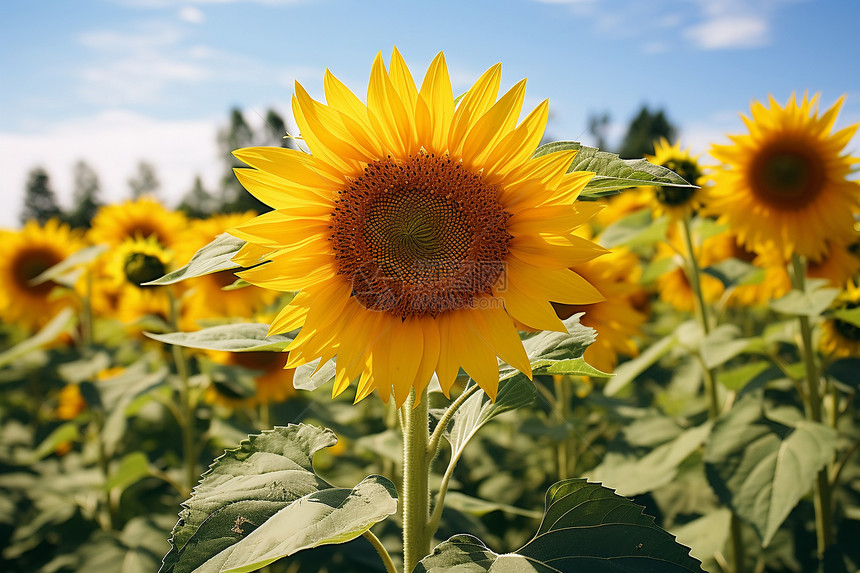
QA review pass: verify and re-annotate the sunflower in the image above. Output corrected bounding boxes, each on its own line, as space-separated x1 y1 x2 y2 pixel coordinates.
591 187 650 232
819 282 860 358
807 239 860 288
204 350 295 409
654 230 725 313
176 213 280 326
103 236 175 325
552 244 647 373
88 197 187 249
643 138 704 220
228 49 605 406
56 383 87 420
0 219 85 331
706 93 860 260
703 230 791 307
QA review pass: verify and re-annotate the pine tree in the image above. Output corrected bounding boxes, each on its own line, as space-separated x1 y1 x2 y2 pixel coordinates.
178 175 217 219
20 167 64 225
128 160 161 199
617 106 677 159
67 160 103 229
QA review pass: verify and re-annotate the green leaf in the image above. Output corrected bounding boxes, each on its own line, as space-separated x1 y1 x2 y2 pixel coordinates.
704 394 839 546
292 357 337 392
31 422 80 461
444 375 536 461
641 256 679 284
30 244 109 287
417 479 704 572
160 424 397 573
442 491 542 519
770 283 840 318
0 307 77 369
716 361 774 392
590 422 713 497
831 305 860 328
533 141 697 195
95 363 167 456
695 324 753 370
604 321 691 396
145 233 245 286
599 209 669 249
105 452 152 492
702 258 766 289
145 323 294 352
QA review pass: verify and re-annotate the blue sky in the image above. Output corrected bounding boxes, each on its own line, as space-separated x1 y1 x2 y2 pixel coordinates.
1 0 859 228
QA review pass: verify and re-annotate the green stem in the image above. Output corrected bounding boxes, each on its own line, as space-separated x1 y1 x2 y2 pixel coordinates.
167 288 197 492
363 529 398 573
679 217 743 572
679 217 720 419
259 402 271 430
553 376 571 480
426 384 480 464
788 255 833 560
401 387 430 573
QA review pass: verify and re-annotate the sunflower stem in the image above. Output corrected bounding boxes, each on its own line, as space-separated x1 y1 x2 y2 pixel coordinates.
363 529 398 573
679 216 745 572
401 386 430 573
553 375 572 480
426 383 480 465
788 254 833 561
167 288 197 493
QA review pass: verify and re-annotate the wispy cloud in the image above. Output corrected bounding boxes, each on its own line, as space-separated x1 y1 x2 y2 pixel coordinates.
179 6 206 23
685 15 769 49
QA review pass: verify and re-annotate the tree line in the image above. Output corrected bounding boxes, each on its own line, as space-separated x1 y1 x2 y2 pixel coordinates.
19 105 674 227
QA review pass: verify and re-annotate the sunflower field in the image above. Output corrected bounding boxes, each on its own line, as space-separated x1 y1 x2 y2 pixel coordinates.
2 51 860 573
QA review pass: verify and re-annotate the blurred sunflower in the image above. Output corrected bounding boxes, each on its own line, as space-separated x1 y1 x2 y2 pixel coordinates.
819 282 860 358
654 230 725 313
229 49 605 405
88 197 187 249
807 239 860 288
204 350 295 409
104 236 175 325
0 219 84 331
176 213 279 326
56 383 87 420
704 230 791 307
552 244 647 373
643 138 704 220
706 93 860 260
591 188 650 231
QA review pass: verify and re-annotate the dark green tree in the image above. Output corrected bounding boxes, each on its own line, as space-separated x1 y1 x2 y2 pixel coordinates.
128 160 161 199
20 167 64 225
178 175 218 219
617 106 677 159
261 109 297 149
66 160 103 229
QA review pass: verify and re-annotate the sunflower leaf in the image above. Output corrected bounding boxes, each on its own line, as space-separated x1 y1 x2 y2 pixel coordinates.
416 479 704 572
704 393 839 546
145 233 245 286
703 258 766 289
0 307 77 370
534 141 697 195
31 244 109 288
160 424 397 573
831 305 860 328
770 283 840 318
144 323 294 352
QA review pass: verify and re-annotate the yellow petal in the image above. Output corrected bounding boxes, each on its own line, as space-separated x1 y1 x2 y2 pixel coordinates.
418 52 454 155
448 63 501 158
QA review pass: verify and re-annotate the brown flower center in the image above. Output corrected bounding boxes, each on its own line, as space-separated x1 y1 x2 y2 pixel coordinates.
655 157 701 208
13 247 63 296
330 153 511 318
749 141 825 210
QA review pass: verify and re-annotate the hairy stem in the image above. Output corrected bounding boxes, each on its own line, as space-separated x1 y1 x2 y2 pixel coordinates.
401 387 430 573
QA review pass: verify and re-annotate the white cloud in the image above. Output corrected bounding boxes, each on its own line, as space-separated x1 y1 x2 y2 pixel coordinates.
0 110 221 228
179 6 206 23
685 14 769 49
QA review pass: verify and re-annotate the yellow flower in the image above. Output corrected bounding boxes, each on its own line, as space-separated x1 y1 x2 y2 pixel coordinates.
591 187 650 231
643 138 704 220
205 350 295 409
807 240 860 289
56 383 87 420
0 219 85 331
176 213 279 326
103 236 175 325
229 49 605 406
819 282 860 358
654 230 724 313
552 246 647 373
89 197 187 249
704 230 790 307
706 93 860 260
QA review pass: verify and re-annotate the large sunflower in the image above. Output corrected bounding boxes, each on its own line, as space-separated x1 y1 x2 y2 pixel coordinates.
229 49 605 406
0 219 85 331
706 93 860 260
